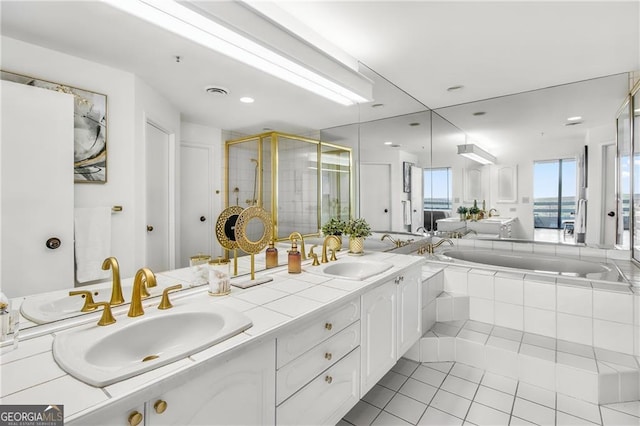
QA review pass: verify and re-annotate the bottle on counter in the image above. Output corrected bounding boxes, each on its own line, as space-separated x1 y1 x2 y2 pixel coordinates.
0 302 10 342
265 240 278 269
288 239 301 274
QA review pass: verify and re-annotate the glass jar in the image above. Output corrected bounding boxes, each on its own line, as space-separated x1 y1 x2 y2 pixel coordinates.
189 254 211 285
208 257 231 296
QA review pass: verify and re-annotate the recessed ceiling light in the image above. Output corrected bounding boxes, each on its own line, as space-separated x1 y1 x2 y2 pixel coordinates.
384 141 393 145
263 127 273 131
240 97 255 103
447 85 464 92
567 116 582 121
409 122 420 126
204 86 229 96
473 112 486 116
372 103 384 108
390 144 401 148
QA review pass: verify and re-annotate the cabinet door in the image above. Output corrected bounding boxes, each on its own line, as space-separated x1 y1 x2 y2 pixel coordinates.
66 404 145 426
360 279 396 396
397 267 422 357
146 341 275 425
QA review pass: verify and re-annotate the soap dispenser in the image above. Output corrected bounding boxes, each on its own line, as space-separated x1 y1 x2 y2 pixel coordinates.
266 240 278 269
288 239 301 274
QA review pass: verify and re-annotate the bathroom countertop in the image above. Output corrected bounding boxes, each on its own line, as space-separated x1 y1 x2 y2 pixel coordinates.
0 251 428 422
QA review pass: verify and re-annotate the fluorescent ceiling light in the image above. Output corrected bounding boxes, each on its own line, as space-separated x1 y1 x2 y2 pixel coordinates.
102 0 369 106
567 116 582 121
383 141 393 145
240 97 255 103
457 144 496 165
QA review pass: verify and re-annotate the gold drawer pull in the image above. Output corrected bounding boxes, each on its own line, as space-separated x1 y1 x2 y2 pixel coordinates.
324 322 332 331
325 352 332 361
325 375 333 384
154 399 168 414
128 411 143 426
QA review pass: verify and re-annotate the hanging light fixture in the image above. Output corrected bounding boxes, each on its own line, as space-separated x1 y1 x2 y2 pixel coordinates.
457 144 496 165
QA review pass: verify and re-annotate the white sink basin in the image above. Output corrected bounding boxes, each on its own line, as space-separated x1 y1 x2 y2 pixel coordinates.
53 303 252 387
307 260 393 280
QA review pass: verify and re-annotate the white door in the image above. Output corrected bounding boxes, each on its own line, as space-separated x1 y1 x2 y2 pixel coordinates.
180 144 212 267
145 122 171 272
1 81 74 298
360 164 391 231
602 143 617 246
410 165 424 232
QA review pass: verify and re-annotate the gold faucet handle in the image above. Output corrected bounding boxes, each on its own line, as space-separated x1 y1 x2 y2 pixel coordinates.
158 284 183 310
329 248 337 261
69 290 98 312
86 302 116 326
308 246 320 266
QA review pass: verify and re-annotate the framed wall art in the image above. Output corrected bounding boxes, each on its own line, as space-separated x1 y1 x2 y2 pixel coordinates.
1 70 107 183
403 161 414 193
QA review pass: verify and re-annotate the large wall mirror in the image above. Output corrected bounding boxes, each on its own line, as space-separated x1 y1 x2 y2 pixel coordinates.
433 73 629 245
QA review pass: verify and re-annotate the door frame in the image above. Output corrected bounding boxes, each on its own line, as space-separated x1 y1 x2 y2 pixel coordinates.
144 115 177 270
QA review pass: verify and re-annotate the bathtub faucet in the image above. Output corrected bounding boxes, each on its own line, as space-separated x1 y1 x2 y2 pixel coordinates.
488 208 498 217
381 234 399 246
425 238 454 254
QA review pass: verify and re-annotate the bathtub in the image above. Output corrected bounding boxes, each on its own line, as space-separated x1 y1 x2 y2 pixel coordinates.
438 249 626 282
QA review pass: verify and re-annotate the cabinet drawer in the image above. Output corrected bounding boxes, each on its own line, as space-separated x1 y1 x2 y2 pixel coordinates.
277 321 360 404
276 348 360 426
277 298 360 368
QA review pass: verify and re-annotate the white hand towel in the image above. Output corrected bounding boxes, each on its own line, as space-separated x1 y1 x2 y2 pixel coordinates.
403 200 412 225
576 199 587 234
74 207 111 283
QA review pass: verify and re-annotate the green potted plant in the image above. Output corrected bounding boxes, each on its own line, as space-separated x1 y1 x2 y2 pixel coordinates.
344 217 372 254
468 200 480 221
321 217 346 236
456 206 468 221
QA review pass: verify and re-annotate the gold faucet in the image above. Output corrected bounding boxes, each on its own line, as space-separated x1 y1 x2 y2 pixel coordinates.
289 232 307 260
69 290 98 312
308 245 321 266
426 238 455 254
488 208 498 217
158 284 183 310
321 235 341 263
128 267 157 317
102 256 124 305
86 302 116 326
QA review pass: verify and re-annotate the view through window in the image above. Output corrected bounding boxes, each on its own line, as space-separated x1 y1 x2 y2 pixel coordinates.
424 167 452 211
533 159 577 229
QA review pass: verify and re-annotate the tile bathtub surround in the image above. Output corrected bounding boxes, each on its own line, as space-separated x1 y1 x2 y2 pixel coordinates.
342 359 640 426
434 262 639 356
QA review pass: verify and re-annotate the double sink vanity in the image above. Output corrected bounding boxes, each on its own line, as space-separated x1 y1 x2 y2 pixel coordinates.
1 246 425 425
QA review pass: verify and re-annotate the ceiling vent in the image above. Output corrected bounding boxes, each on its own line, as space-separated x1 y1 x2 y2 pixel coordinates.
205 86 229 96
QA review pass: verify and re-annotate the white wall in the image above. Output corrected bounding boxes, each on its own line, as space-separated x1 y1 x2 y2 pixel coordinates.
1 36 181 279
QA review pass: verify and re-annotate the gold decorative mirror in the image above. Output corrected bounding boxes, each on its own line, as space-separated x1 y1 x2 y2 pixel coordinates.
215 205 244 250
235 206 273 254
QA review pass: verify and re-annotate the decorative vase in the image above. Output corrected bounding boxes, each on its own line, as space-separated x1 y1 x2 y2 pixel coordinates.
328 235 343 252
459 213 466 221
471 213 478 221
349 237 364 255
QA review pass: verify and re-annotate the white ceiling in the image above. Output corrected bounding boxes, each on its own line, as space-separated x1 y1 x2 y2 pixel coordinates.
1 1 638 148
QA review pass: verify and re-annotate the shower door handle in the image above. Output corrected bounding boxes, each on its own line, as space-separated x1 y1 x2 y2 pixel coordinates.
607 211 615 217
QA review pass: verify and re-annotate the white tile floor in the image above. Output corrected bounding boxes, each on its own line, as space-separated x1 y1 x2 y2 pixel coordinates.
340 359 640 425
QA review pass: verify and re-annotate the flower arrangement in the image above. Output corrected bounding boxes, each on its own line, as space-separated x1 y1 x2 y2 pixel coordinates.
321 217 346 236
344 217 372 238
468 200 480 215
456 206 468 215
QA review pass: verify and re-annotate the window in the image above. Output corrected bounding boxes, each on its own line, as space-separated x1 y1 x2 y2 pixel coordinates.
533 159 576 228
424 167 452 210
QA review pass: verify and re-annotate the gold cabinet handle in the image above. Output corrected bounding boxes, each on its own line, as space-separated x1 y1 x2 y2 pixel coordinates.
324 352 332 361
128 411 143 426
154 399 168 414
324 322 332 331
158 284 183 310
325 375 333 384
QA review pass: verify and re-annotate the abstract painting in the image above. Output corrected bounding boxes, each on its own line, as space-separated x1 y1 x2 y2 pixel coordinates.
1 70 107 183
